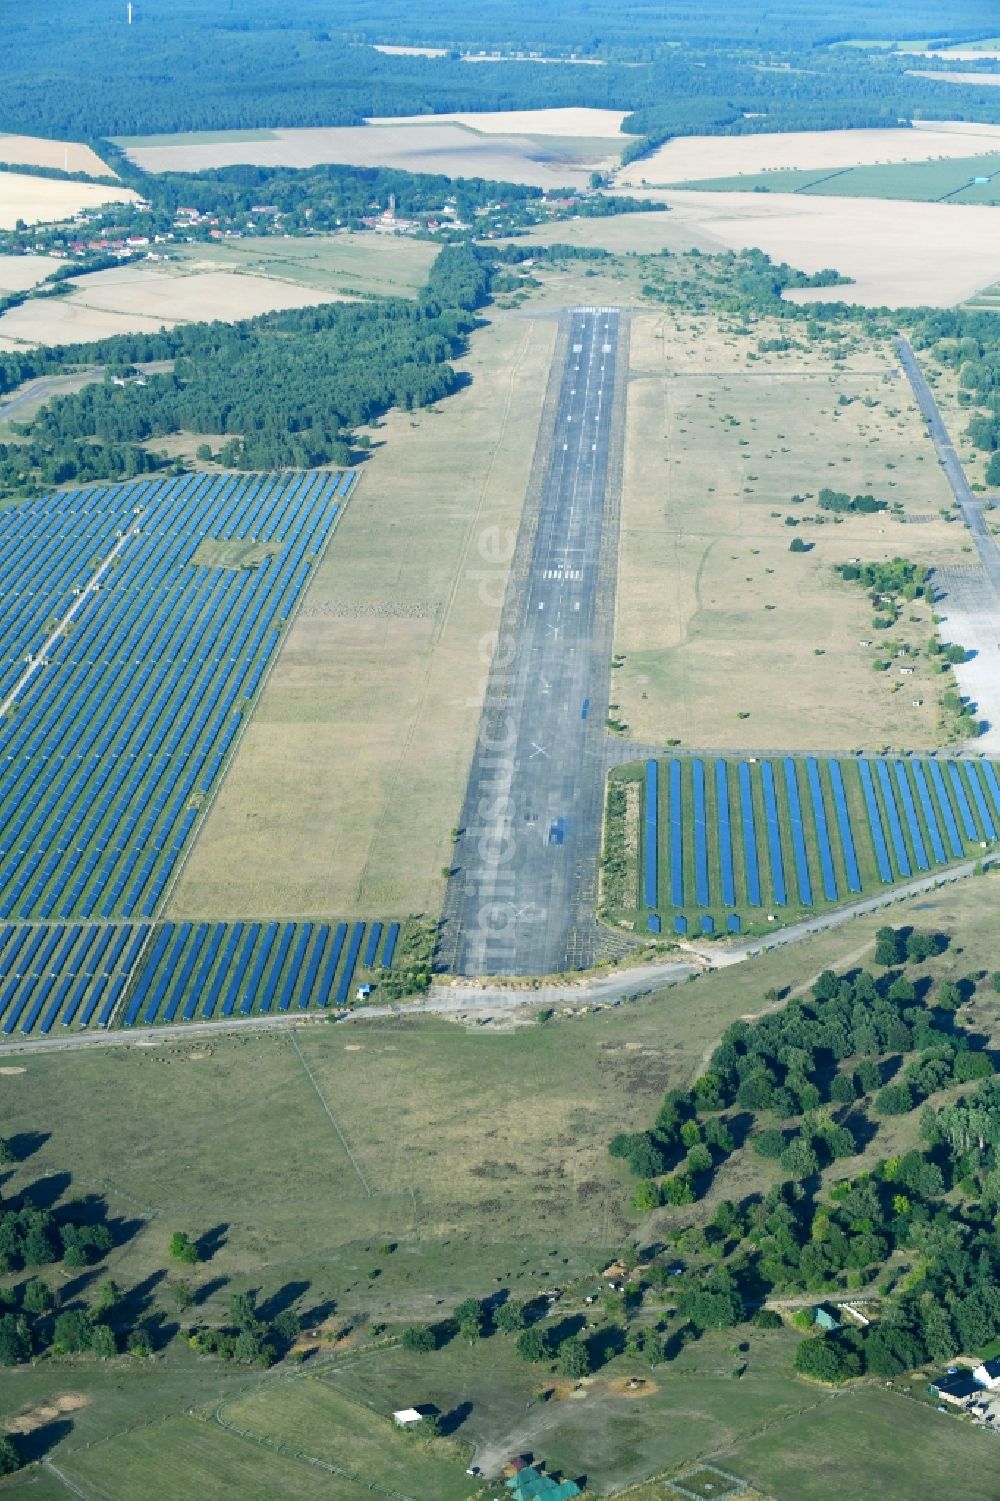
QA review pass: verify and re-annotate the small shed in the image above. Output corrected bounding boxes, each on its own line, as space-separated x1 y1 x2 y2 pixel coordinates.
393 1408 424 1427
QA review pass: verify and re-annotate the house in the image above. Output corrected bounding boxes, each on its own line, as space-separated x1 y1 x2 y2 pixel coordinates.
973 1358 1000 1389
930 1370 979 1405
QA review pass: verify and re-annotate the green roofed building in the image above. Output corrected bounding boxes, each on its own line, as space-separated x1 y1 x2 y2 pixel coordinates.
506 1467 581 1501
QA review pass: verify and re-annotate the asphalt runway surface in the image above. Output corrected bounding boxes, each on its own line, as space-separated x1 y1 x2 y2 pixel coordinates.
440 307 627 976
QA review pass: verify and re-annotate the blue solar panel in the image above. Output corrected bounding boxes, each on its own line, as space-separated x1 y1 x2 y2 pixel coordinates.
858 759 893 884
738 762 761 907
962 762 995 842
946 761 977 842
317 922 347 1006
760 762 787 907
380 922 400 968
875 759 911 879
335 923 366 1006
362 922 382 969
928 759 964 858
648 913 661 935
715 760 735 907
892 761 929 871
783 759 813 905
643 760 659 910
910 761 947 866
692 760 710 909
828 761 862 893
669 760 684 907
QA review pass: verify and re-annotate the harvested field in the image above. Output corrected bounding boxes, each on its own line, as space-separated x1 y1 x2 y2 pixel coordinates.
909 68 1000 85
169 312 557 919
613 311 969 752
0 173 136 230
0 263 343 348
371 43 448 57
616 121 1000 186
367 107 629 136
611 190 1000 306
118 119 627 189
0 133 115 177
0 253 63 291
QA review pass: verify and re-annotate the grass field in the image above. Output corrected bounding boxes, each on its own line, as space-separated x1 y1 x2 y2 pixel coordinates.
613 311 968 751
169 233 439 299
1 872 998 1492
169 311 557 919
669 153 1000 204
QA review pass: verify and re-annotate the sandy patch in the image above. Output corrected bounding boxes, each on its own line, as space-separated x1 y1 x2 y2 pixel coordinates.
609 1376 658 1397
0 255 64 292
371 44 447 58
621 190 1000 306
0 1066 25 1075
0 135 115 178
0 264 341 348
0 175 137 231
616 121 1000 186
367 108 629 137
7 1393 89 1435
344 1044 363 1051
909 69 1000 87
121 116 629 189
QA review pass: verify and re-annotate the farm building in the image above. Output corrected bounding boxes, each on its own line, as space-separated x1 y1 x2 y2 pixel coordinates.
506 1467 581 1501
930 1370 980 1405
973 1357 1000 1389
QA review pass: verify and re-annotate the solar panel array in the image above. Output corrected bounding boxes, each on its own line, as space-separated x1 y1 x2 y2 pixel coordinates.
0 470 350 923
0 918 401 1037
638 755 1000 935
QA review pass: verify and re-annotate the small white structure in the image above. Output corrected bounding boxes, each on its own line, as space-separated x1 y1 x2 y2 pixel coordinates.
973 1359 1000 1390
356 983 372 1001
393 1408 424 1427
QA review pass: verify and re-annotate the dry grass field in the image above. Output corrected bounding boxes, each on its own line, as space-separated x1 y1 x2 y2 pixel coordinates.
367 106 629 136
908 68 1000 86
167 233 439 299
119 118 626 190
0 262 348 349
0 253 63 291
169 312 557 920
0 133 116 177
613 311 971 752
0 174 136 231
616 121 1000 186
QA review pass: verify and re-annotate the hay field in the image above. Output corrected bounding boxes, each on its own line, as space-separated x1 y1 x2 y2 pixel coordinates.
613 312 969 752
168 232 439 298
170 312 557 920
0 262 346 349
0 133 115 177
119 119 626 189
0 173 136 230
616 121 1000 186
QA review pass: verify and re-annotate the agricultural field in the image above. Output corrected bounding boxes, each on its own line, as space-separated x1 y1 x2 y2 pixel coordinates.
169 312 558 920
116 116 628 191
168 232 440 301
0 133 115 177
614 121 1000 187
0 261 349 350
607 189 1000 306
613 311 971 751
0 254 64 293
0 172 136 231
909 67 1000 86
668 153 1000 205
604 754 1000 938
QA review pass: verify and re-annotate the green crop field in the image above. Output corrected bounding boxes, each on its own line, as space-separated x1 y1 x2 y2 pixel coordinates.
664 154 1000 204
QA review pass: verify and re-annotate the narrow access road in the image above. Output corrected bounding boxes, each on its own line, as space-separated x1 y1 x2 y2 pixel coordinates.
895 335 1000 590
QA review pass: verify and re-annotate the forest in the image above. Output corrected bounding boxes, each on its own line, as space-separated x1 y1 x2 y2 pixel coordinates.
608 926 1000 1379
3 2 1000 143
0 243 489 488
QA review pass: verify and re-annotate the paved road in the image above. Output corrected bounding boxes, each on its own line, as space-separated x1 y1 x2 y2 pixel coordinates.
439 307 628 976
895 335 1000 591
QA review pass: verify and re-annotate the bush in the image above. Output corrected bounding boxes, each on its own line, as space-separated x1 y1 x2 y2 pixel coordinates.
752 1308 783 1329
401 1325 436 1354
875 1082 914 1116
794 1333 860 1383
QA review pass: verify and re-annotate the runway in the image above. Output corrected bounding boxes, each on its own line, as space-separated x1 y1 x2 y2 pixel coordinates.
439 307 628 977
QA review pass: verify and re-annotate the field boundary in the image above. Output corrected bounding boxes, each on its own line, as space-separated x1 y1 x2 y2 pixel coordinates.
288 1029 373 1196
